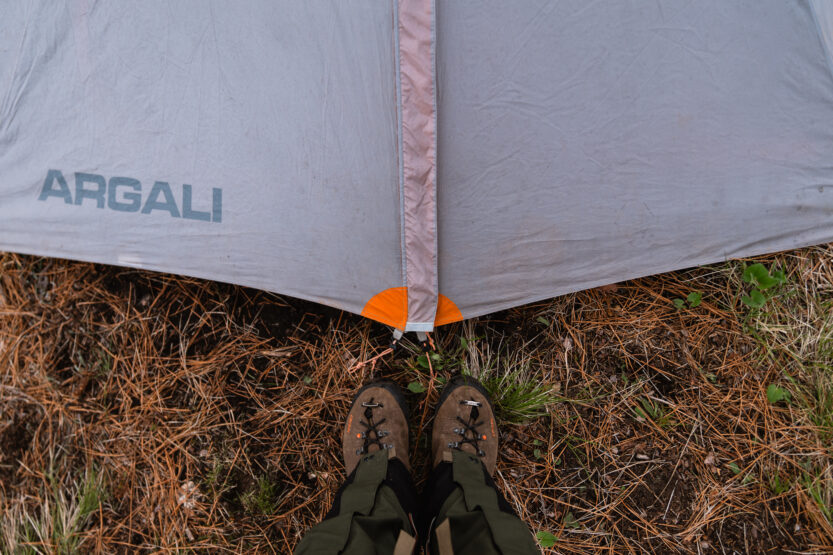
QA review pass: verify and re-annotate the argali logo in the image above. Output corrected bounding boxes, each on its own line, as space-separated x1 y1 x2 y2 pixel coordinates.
38 169 222 223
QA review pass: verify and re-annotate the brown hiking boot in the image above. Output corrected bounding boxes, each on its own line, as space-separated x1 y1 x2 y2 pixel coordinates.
431 375 498 474
342 381 410 474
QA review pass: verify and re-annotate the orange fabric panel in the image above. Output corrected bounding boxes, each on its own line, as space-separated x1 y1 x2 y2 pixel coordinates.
434 294 463 326
361 288 462 329
361 287 408 330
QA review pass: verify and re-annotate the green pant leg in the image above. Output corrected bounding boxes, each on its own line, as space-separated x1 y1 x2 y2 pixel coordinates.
295 449 416 555
429 451 539 555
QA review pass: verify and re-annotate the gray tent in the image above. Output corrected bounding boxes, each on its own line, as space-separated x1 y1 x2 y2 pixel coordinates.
2 0 833 331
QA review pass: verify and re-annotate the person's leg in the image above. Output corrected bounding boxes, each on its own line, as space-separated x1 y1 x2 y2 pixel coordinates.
295 382 418 555
421 376 539 555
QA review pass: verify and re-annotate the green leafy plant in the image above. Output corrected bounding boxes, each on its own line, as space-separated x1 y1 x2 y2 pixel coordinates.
673 291 702 310
740 263 785 309
742 289 766 309
416 352 442 370
409 336 471 376
687 291 702 308
727 462 755 485
533 439 544 460
766 384 791 405
407 381 426 394
563 511 580 529
536 530 557 547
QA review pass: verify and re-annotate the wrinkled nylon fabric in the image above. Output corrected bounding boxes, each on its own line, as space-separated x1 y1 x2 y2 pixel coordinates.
811 0 833 73
436 0 833 320
3 1 833 329
0 1 401 317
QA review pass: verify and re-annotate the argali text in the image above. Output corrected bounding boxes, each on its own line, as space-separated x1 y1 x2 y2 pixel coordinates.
38 169 222 223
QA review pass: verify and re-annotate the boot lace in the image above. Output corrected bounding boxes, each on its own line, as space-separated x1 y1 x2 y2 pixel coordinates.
447 400 487 457
355 399 393 455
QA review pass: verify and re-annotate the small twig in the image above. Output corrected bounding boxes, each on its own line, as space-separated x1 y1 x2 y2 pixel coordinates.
347 347 392 374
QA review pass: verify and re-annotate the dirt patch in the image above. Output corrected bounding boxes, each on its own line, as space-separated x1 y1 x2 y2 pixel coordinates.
0 402 41 486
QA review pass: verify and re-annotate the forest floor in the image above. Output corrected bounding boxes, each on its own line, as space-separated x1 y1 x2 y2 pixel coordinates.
0 246 831 553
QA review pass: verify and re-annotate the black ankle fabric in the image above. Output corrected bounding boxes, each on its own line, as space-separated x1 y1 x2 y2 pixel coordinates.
417 461 517 540
322 457 517 541
323 457 417 521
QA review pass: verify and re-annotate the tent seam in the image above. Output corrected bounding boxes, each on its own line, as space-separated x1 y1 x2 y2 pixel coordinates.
429 0 438 311
399 0 438 332
394 0 408 297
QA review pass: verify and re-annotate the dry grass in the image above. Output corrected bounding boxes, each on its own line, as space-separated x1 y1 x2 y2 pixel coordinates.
0 246 831 553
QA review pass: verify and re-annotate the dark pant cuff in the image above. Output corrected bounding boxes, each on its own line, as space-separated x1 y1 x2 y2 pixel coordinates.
324 457 417 521
418 460 518 540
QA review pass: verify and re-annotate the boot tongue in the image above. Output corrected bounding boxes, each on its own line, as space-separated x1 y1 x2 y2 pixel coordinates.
459 443 478 456
457 405 482 456
360 401 387 453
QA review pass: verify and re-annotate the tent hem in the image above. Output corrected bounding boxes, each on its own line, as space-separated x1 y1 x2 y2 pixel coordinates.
444 237 833 324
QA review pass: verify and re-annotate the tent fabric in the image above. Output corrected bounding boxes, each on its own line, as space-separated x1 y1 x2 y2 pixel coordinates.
436 0 833 320
0 1 403 320
2 1 833 331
